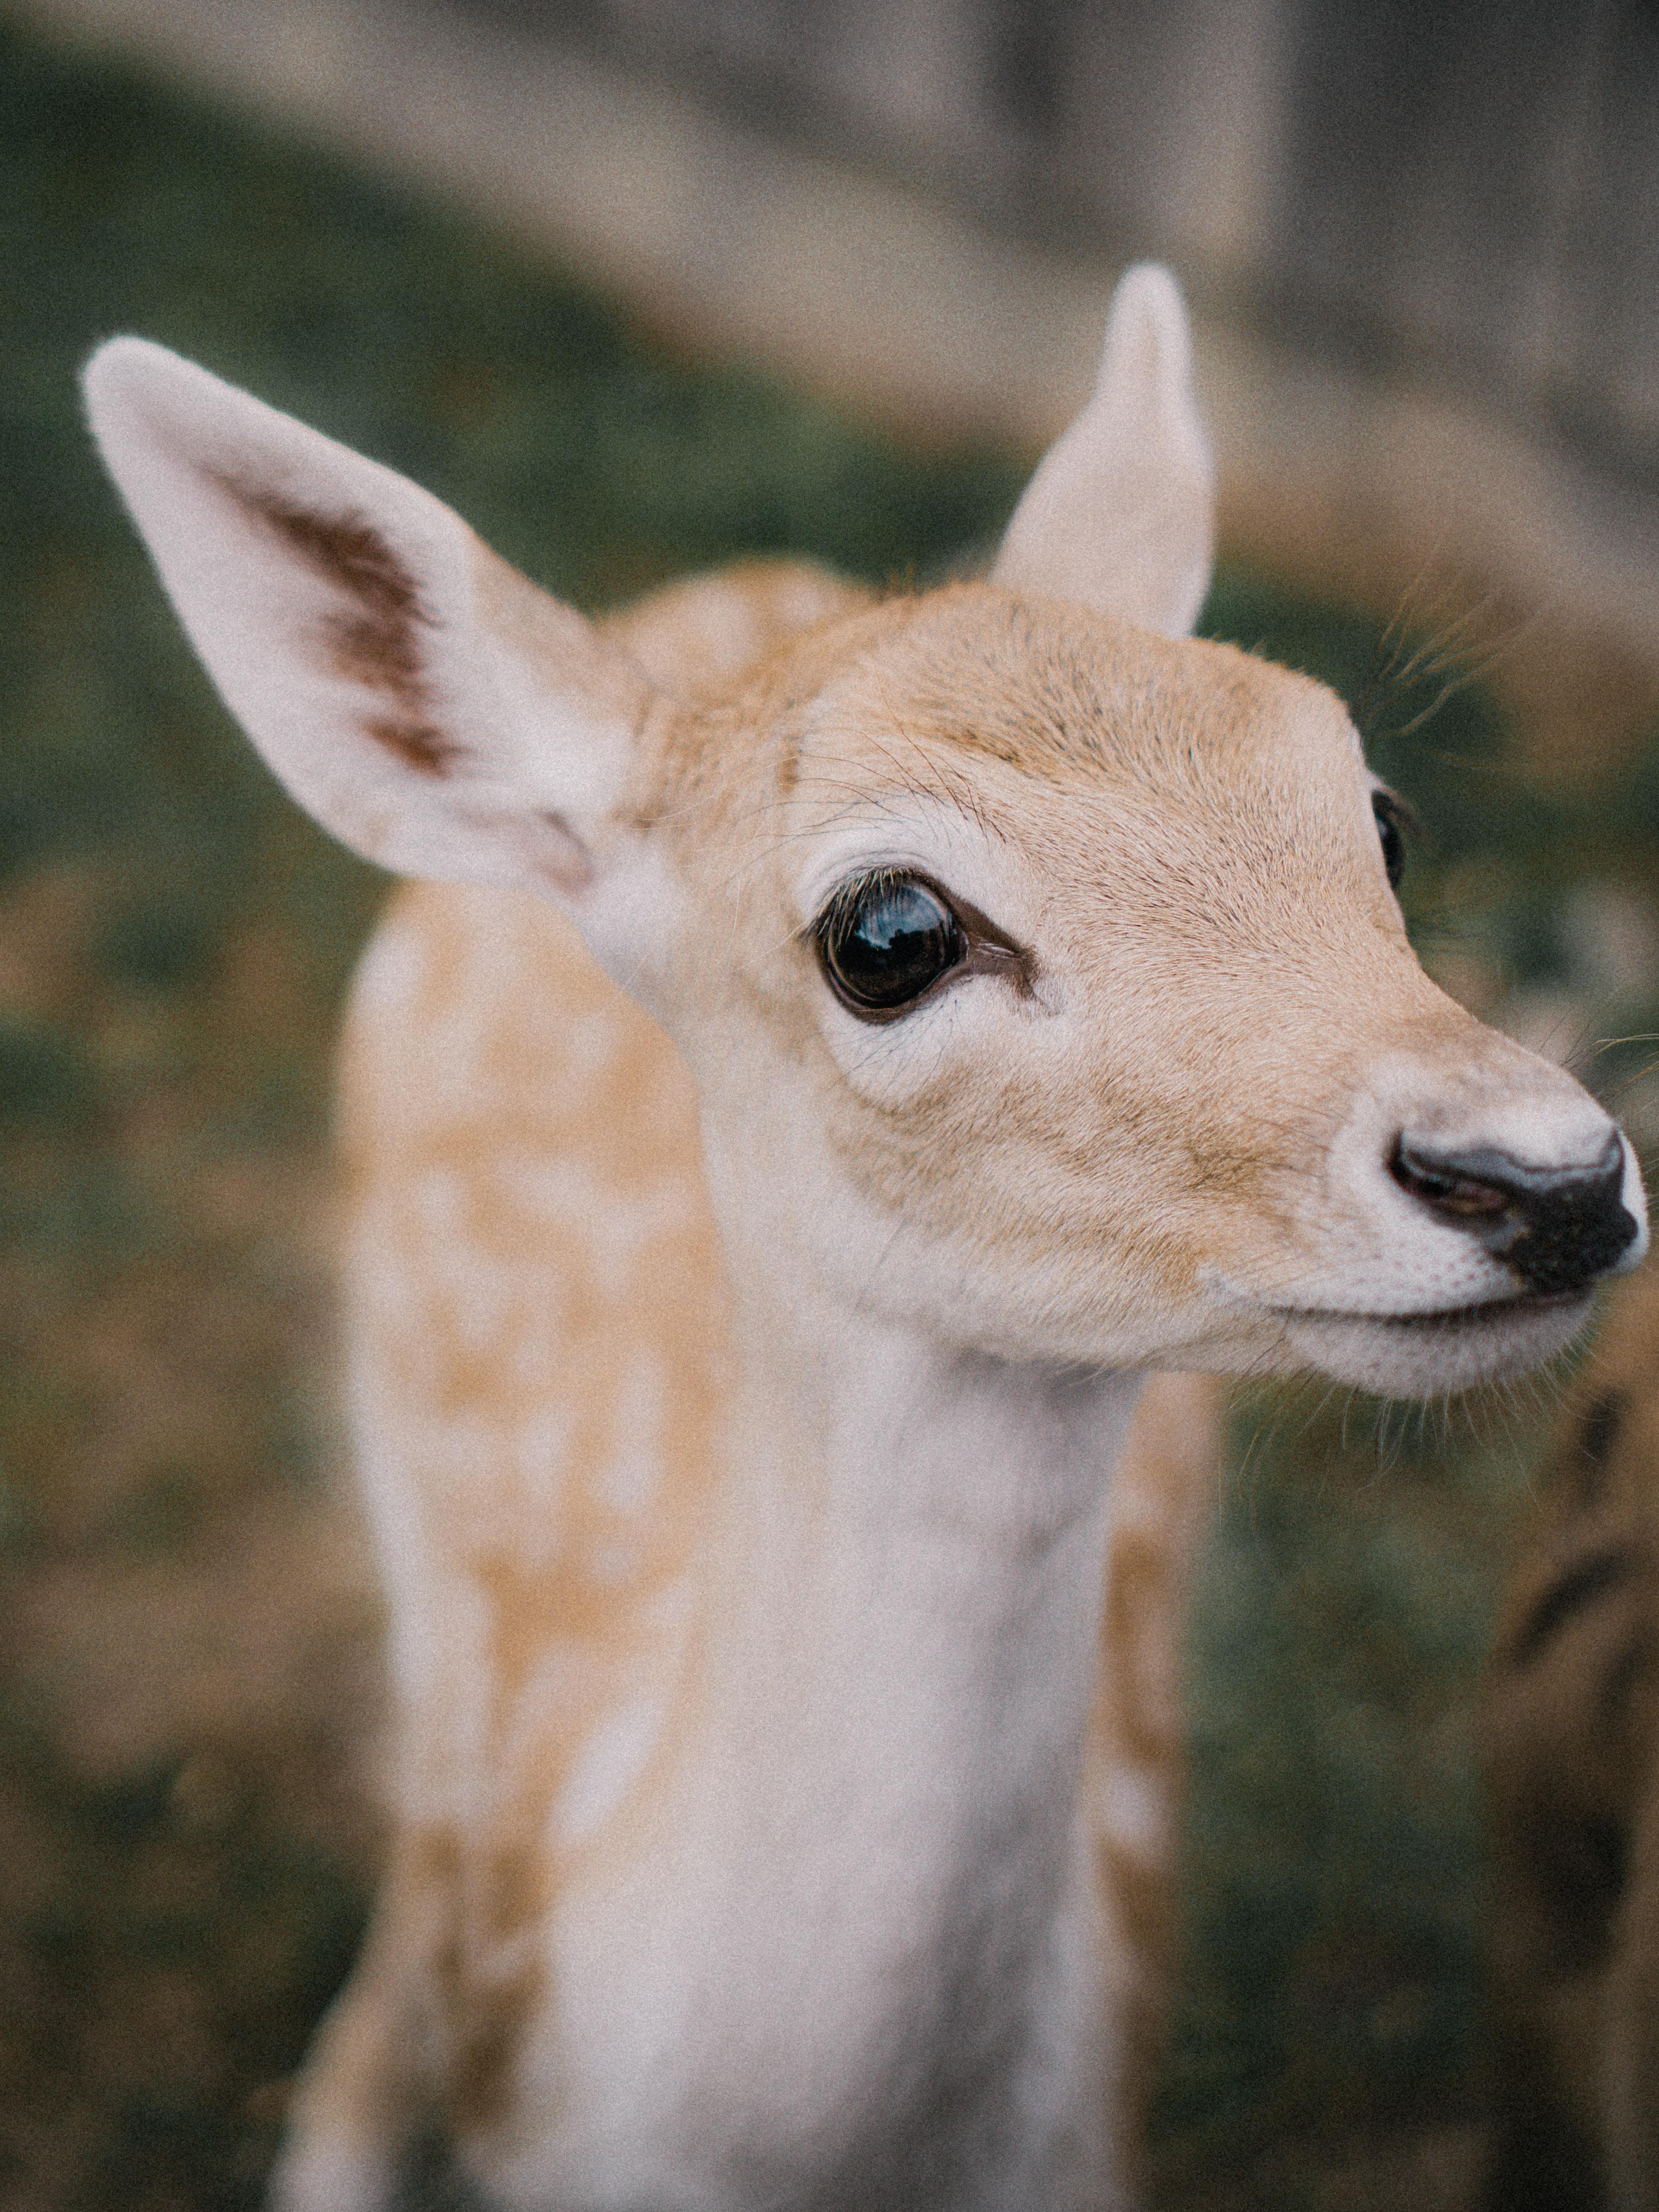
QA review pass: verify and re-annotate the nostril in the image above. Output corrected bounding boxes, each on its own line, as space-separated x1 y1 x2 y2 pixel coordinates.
1389 1131 1636 1297
1390 1140 1512 1220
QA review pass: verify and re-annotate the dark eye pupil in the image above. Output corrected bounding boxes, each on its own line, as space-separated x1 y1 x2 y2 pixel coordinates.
1373 794 1406 890
819 878 963 1014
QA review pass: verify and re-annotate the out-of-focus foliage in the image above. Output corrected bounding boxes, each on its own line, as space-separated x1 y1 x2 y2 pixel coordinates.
1154 1383 1539 2207
2 12 1657 2210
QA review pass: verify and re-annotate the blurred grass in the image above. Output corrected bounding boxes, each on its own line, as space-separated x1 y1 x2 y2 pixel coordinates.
2 10 1658 2209
1150 1388 1545 2210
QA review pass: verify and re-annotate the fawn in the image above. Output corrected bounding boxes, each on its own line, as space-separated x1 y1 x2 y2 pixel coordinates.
85 264 1647 2211
1483 1262 1659 2212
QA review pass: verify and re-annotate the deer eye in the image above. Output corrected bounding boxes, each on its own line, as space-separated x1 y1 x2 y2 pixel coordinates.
1372 790 1412 891
816 874 965 1017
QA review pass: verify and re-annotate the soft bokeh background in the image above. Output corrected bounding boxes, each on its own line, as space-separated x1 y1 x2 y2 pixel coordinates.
2 6 1658 2208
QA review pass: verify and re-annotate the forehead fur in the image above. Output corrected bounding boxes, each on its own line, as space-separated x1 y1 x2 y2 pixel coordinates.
654 582 1373 932
797 583 1355 797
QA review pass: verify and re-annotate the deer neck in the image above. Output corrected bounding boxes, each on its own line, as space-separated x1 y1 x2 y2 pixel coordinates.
703 1285 1143 1875
658 1214 1145 2181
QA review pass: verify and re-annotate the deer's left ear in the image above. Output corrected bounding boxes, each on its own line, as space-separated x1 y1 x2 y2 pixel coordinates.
83 338 671 970
992 263 1213 636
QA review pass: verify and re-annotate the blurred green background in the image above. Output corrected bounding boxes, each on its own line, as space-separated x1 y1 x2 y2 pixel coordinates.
3 14 1659 2209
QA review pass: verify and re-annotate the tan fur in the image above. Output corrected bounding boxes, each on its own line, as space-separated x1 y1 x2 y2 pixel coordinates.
320 558 1616 2196
330 565 1223 2169
85 311 1643 2210
1482 1266 1659 2212
639 582 1506 1384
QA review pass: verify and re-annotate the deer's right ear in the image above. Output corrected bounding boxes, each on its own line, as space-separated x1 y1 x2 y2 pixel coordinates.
83 340 669 955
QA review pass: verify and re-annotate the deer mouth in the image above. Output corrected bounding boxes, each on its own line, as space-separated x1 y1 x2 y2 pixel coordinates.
1286 1288 1591 1333
1275 1288 1595 1394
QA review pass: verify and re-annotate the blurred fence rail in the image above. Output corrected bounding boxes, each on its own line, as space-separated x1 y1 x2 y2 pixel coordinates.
13 0 1659 757
490 0 1659 482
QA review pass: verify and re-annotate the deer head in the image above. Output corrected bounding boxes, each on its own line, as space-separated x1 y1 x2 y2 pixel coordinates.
83 266 1645 1404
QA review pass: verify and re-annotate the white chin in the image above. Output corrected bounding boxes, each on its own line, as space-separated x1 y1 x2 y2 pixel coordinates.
1280 1290 1596 1396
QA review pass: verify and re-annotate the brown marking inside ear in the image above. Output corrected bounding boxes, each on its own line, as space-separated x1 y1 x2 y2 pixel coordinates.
214 475 468 777
363 715 464 778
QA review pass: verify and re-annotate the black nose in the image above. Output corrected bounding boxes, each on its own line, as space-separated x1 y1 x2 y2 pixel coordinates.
1390 1130 1637 1296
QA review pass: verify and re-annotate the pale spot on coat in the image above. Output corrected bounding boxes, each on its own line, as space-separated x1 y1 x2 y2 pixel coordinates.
554 1692 668 1848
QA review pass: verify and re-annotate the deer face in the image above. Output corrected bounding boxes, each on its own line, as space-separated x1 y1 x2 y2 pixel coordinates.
668 586 1643 1394
82 265 1644 1403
